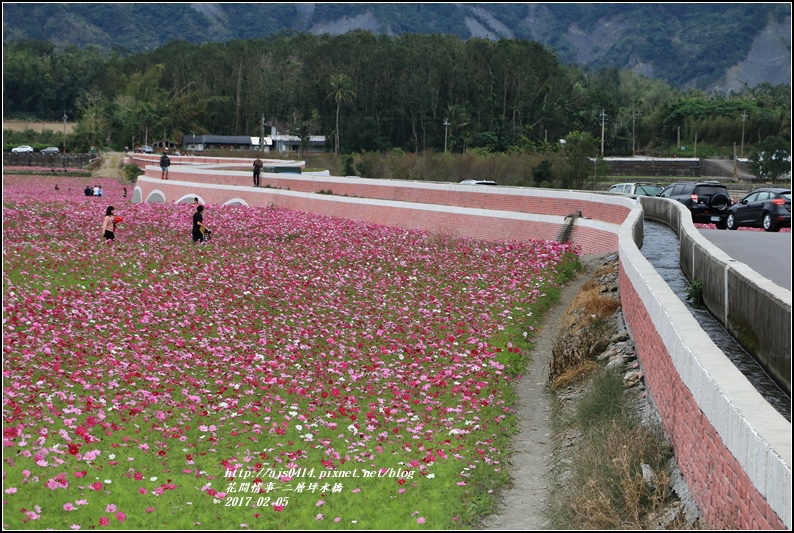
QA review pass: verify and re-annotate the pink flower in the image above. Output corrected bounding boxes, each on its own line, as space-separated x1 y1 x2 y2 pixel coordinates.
316 514 324 521
115 512 126 523
145 507 155 513
417 517 426 524
70 525 81 530
90 482 103 491
105 504 116 513
4 487 17 494
315 499 325 507
139 487 147 494
98 516 109 526
63 503 76 511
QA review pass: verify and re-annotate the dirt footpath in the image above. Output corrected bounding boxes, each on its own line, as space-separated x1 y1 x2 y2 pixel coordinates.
93 151 125 179
478 254 608 530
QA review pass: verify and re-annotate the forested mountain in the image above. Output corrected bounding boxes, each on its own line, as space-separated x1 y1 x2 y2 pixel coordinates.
2 3 791 92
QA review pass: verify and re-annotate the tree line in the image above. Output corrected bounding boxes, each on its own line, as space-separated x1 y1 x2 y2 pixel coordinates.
3 32 791 158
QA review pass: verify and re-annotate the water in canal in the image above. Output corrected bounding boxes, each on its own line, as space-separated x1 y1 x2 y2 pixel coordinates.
640 220 791 421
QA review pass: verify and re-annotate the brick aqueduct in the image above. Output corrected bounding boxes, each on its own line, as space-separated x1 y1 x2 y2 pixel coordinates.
130 153 790 529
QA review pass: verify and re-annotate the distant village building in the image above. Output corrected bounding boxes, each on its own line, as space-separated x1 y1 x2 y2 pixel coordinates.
269 126 326 153
151 139 180 151
182 128 325 153
182 135 252 152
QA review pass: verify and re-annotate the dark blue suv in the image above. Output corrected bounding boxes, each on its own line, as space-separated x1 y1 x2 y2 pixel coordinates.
658 181 733 229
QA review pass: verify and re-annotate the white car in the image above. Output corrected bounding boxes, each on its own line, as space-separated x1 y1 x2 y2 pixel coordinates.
459 179 498 186
11 145 34 154
607 182 663 196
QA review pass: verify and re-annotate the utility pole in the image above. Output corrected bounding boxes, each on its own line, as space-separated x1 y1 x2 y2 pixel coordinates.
733 143 738 178
740 110 747 158
260 113 266 155
600 109 606 157
694 132 698 159
631 110 640 157
443 118 450 153
62 111 67 153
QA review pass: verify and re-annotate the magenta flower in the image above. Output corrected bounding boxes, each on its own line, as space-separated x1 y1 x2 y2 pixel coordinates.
98 516 109 526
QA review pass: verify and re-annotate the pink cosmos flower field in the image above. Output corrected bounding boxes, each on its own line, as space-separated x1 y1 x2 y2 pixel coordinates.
2 175 580 529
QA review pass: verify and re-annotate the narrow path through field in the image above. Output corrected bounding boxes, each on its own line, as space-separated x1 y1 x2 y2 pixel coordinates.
94 151 124 179
478 253 609 530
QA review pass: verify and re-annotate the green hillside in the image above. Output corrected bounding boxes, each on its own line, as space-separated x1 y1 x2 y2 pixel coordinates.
2 3 791 90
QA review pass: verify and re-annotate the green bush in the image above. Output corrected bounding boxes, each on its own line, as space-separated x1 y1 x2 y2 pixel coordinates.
121 163 143 183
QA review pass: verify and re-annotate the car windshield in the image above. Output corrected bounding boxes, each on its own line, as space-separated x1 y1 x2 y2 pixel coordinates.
635 184 662 196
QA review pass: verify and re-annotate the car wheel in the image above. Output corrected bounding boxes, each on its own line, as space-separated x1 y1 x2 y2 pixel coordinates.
715 220 728 230
726 213 739 230
763 212 780 232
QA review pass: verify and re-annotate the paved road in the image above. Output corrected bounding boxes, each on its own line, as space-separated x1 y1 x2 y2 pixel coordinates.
699 229 792 290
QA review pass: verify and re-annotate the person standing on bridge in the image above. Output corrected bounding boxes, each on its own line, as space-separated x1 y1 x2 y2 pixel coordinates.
253 156 263 187
160 150 171 180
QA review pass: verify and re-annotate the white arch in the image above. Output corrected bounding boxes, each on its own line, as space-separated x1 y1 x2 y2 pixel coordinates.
132 187 143 204
176 194 205 205
145 190 166 204
223 198 250 207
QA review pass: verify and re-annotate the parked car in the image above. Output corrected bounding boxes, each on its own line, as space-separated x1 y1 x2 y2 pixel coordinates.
657 181 733 229
607 182 663 196
139 145 154 154
40 146 60 155
11 145 34 154
726 188 791 232
459 180 498 185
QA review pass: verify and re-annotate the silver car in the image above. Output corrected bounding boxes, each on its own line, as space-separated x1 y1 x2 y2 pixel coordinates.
607 182 663 196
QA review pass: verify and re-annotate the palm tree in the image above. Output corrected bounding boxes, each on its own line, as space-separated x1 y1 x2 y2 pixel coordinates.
328 74 356 155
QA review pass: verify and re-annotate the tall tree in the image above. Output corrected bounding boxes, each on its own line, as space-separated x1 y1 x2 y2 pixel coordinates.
328 73 356 155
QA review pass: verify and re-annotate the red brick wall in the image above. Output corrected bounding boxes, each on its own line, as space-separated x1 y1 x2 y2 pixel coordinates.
137 177 624 255
619 263 786 529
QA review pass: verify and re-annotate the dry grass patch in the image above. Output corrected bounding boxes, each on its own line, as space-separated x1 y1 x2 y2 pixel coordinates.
549 370 684 530
550 361 600 390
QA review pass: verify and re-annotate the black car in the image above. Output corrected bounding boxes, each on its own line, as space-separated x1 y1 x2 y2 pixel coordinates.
657 181 733 229
726 188 791 232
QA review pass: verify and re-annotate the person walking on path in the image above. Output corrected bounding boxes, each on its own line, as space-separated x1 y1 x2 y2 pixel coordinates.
160 151 171 180
102 206 119 244
192 204 208 244
253 156 263 187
